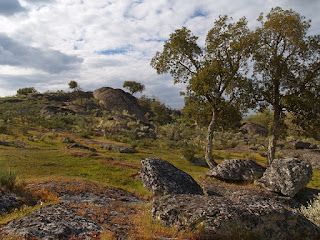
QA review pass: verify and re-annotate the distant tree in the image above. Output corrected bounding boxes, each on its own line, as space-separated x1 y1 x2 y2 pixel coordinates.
68 81 80 91
17 87 38 96
252 7 320 164
139 95 170 124
151 16 255 168
123 81 145 95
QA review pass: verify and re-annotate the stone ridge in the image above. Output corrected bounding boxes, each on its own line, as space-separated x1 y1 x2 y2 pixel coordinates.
140 157 204 195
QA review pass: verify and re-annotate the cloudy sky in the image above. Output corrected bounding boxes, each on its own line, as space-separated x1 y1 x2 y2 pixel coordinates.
0 0 319 108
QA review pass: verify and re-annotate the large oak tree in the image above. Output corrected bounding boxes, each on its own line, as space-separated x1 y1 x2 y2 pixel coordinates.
151 16 254 168
252 7 320 164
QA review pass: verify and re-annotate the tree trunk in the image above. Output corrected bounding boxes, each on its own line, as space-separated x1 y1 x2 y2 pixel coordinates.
267 104 281 165
205 109 218 169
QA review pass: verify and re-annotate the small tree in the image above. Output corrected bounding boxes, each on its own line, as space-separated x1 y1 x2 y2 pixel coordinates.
123 81 145 95
252 7 320 164
68 81 80 91
151 16 255 168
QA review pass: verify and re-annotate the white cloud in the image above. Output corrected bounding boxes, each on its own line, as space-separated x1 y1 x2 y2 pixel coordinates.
0 0 319 108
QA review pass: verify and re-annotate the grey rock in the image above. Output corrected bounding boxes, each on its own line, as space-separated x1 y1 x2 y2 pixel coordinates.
206 159 266 181
240 122 268 137
0 190 23 215
0 203 103 239
67 143 97 152
255 158 313 197
93 87 147 121
100 143 137 153
190 157 209 167
295 141 312 150
151 194 320 240
140 158 203 195
40 106 75 118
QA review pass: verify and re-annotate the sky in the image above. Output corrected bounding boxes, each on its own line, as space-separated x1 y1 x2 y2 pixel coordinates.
0 0 319 108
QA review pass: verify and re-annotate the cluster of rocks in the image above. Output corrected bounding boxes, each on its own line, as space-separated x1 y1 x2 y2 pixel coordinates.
0 141 26 148
140 157 320 240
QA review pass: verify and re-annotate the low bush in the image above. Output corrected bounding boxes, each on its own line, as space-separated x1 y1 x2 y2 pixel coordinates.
301 194 320 227
0 168 17 191
180 143 197 162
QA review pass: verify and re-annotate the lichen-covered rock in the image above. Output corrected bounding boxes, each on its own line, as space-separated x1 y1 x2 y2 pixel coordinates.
0 203 103 239
240 122 268 137
255 158 312 197
67 143 97 152
100 143 137 153
206 159 266 181
151 194 320 240
140 158 203 195
0 190 24 215
93 87 147 121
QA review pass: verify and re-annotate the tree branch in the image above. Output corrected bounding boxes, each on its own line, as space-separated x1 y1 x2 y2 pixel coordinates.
178 61 197 75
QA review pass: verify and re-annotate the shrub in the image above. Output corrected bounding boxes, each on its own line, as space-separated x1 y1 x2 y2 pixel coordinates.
0 168 17 191
301 194 320 227
180 143 197 162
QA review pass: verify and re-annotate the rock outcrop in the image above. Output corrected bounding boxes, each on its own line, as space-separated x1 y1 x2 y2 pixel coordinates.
151 194 320 240
40 106 75 118
0 190 24 215
255 158 313 197
206 159 266 181
240 122 268 137
140 158 203 195
93 87 147 121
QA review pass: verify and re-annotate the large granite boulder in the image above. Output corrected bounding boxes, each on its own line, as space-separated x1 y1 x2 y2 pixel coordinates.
255 158 312 197
151 194 320 240
240 122 268 137
206 159 266 181
93 87 147 121
140 158 203 195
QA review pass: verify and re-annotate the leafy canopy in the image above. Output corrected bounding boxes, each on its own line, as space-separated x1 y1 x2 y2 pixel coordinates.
123 81 145 95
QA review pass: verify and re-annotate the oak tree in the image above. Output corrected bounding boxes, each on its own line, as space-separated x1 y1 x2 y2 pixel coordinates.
252 7 320 164
151 16 254 168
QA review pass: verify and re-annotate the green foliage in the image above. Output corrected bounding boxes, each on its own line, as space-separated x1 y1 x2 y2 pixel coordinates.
0 168 17 191
184 94 242 130
180 143 197 162
151 15 255 167
252 7 320 161
17 87 38 96
123 81 145 95
68 81 80 91
139 95 171 124
246 108 273 130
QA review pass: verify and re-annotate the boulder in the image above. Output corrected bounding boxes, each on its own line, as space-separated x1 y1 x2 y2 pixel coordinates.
254 158 312 197
151 194 320 240
0 190 24 215
67 143 97 152
206 159 266 181
93 87 147 121
0 203 103 239
100 143 138 153
140 158 203 195
295 141 311 149
240 122 268 137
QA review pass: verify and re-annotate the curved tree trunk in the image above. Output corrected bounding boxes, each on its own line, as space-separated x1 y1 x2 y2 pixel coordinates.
267 104 281 165
205 109 218 169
